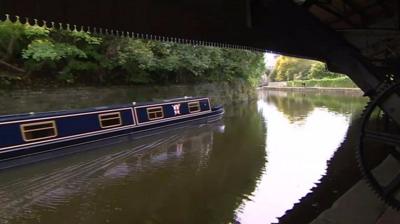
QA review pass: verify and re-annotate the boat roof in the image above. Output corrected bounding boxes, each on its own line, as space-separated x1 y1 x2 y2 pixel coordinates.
0 96 208 123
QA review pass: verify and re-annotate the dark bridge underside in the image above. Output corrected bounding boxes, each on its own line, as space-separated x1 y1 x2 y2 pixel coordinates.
3 0 400 218
1 0 399 81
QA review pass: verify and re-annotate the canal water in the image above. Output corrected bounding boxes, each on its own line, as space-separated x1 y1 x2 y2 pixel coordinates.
0 88 366 224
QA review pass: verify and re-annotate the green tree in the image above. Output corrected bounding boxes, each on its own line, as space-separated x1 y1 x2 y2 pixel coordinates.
0 19 266 87
307 62 343 79
270 56 316 81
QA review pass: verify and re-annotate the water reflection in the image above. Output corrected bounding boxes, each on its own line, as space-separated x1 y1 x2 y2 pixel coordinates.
0 123 222 223
0 99 267 224
0 88 367 224
266 90 365 122
235 90 365 224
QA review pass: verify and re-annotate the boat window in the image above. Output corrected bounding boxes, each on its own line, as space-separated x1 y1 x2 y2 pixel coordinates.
99 112 122 128
188 101 201 113
147 107 164 120
21 121 58 142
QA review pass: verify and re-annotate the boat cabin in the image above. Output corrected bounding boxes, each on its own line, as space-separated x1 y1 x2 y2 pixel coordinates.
0 97 217 161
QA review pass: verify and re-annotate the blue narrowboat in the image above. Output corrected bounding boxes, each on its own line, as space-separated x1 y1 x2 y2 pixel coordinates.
0 96 224 163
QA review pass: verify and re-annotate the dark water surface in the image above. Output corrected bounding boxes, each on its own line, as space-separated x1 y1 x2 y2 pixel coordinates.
0 88 366 224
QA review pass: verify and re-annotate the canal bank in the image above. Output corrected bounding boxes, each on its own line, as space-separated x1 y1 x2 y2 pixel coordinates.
260 86 363 96
0 80 256 115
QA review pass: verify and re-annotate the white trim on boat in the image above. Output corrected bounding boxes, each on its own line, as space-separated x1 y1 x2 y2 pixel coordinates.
0 111 223 162
134 98 211 125
0 108 135 125
0 110 216 153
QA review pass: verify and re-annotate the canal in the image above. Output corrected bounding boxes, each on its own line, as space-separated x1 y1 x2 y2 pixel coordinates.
0 88 366 224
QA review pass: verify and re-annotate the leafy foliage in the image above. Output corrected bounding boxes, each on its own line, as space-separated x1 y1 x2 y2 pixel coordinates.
269 56 344 81
307 62 342 79
22 40 87 62
0 20 26 61
0 20 266 87
288 76 357 88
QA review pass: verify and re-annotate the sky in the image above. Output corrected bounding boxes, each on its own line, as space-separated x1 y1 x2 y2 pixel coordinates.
264 52 279 69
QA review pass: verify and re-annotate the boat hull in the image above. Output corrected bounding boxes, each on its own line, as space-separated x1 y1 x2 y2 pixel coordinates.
0 107 224 166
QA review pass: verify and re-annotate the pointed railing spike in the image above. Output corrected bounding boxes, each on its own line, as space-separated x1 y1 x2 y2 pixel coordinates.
0 16 261 52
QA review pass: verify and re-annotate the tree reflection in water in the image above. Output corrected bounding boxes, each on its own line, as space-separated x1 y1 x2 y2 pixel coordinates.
0 89 366 224
235 89 365 224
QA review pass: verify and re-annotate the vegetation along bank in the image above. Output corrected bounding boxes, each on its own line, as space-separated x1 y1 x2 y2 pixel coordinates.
267 55 357 88
0 19 265 89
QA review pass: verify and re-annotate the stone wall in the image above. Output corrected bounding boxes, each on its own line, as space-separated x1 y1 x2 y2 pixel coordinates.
0 81 256 115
